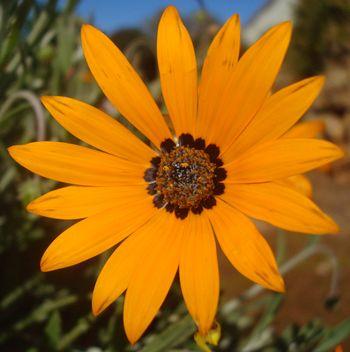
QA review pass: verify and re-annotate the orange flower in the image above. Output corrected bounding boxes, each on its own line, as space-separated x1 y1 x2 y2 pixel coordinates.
8 6 343 343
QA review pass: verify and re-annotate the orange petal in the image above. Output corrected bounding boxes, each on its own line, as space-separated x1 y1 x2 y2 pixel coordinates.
278 175 313 198
225 76 325 158
92 215 163 316
40 196 156 271
209 199 284 292
283 119 325 138
41 96 155 164
27 184 148 219
225 138 343 183
221 182 339 234
8 142 144 186
123 211 185 344
197 14 240 138
157 6 197 136
179 214 219 335
81 24 171 147
201 22 291 151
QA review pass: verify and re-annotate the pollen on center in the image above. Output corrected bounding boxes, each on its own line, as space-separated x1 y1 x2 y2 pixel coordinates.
144 133 227 219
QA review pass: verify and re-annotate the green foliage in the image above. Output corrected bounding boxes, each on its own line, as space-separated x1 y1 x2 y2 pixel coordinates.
316 319 350 352
140 315 196 352
289 0 350 76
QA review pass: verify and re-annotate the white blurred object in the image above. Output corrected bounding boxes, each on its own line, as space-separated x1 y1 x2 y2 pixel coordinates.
85 348 103 352
244 0 299 44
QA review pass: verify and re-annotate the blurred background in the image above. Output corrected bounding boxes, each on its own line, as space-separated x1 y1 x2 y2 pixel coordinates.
0 0 349 351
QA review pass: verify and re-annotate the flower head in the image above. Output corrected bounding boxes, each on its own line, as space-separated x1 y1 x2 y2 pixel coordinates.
8 6 343 344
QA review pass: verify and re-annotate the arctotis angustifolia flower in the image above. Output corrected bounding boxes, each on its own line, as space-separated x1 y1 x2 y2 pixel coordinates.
8 6 343 344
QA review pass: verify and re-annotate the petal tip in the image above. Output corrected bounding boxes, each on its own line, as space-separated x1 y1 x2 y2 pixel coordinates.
161 5 180 23
125 328 139 346
164 5 178 14
276 277 286 293
338 147 346 158
7 145 22 160
40 95 53 109
41 95 59 104
306 75 326 91
331 145 345 161
315 75 326 85
40 251 57 272
124 311 146 345
281 20 293 30
91 301 102 317
7 145 15 156
272 20 292 38
81 23 93 33
26 200 36 213
328 220 340 235
40 95 49 103
91 292 108 317
81 24 98 43
40 256 50 272
229 13 240 24
266 271 285 293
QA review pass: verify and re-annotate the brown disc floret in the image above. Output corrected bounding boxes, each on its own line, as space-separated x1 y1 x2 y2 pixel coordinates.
144 133 227 219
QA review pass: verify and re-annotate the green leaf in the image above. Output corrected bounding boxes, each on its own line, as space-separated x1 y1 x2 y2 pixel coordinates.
45 311 62 349
141 315 196 352
258 294 282 333
315 318 350 352
57 314 95 351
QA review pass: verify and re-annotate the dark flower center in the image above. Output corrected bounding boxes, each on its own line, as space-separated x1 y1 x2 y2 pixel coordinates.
157 145 215 209
144 133 226 219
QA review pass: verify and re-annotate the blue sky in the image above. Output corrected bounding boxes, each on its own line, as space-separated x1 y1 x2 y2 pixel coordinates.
76 0 267 33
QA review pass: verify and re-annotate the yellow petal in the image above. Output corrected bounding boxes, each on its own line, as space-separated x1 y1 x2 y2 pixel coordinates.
221 182 339 234
40 196 156 271
8 142 144 186
278 175 313 198
225 138 343 183
179 214 219 335
201 22 291 151
124 211 185 344
157 6 197 136
209 199 284 292
81 24 171 147
27 184 148 219
41 96 155 164
197 14 240 138
283 119 325 139
225 76 325 158
92 215 162 316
